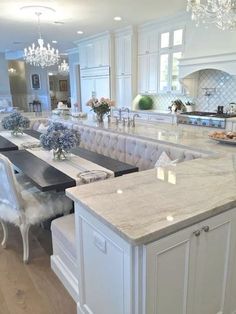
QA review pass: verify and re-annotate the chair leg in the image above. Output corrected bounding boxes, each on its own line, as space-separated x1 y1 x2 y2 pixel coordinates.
19 224 30 264
0 221 8 249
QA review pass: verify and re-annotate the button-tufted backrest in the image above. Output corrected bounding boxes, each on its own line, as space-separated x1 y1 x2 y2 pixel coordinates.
125 137 206 171
29 118 207 171
72 125 126 162
0 154 24 214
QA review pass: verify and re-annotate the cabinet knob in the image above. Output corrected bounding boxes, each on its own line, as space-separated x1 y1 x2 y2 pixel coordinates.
202 225 210 232
193 230 201 237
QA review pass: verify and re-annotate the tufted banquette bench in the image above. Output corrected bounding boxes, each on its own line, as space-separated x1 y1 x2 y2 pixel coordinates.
29 118 209 302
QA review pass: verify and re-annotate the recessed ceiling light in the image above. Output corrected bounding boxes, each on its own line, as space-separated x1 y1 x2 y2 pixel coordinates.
52 40 57 44
114 16 122 21
77 30 84 35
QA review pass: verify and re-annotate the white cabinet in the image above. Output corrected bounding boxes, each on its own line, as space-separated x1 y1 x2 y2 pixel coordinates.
138 53 158 94
79 42 95 69
116 76 132 108
80 77 95 113
146 210 236 314
115 32 133 109
115 35 132 76
79 36 110 69
138 29 158 55
80 67 110 113
94 38 110 67
148 113 174 124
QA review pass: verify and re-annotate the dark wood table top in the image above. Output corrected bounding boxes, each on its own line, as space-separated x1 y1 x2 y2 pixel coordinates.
0 135 18 152
1 150 76 192
25 129 139 177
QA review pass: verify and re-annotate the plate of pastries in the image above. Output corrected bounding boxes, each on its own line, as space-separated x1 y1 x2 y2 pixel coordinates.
209 131 236 144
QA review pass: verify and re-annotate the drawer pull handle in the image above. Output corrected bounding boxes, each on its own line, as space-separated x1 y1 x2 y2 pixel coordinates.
193 230 201 237
202 225 210 232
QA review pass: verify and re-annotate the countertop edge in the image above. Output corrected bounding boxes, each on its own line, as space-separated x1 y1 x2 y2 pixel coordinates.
66 187 236 246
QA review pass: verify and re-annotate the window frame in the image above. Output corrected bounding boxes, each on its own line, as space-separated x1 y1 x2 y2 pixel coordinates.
158 26 185 95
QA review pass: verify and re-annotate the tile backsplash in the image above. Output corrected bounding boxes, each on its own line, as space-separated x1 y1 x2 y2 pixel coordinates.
142 69 236 112
194 69 236 112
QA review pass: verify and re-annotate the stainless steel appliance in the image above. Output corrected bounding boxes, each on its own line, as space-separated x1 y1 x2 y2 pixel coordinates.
177 111 236 129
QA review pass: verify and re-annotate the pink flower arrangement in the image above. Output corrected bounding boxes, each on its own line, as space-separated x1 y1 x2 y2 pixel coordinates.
86 97 115 115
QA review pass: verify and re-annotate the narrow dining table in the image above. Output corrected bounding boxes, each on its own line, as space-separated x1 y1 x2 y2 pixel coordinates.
0 129 138 191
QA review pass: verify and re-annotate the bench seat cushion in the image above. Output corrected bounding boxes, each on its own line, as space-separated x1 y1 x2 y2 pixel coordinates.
51 214 76 259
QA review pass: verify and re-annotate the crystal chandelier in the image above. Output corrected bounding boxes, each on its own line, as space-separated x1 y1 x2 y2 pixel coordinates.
187 0 236 30
58 59 69 75
24 12 60 67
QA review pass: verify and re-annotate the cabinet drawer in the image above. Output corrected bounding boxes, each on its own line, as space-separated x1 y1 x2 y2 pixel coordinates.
136 113 149 120
148 114 173 123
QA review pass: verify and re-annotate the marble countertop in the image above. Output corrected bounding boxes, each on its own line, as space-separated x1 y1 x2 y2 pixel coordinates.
51 114 236 155
50 113 236 245
67 154 236 245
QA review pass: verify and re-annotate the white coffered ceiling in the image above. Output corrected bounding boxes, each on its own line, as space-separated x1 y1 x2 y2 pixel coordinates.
0 0 186 54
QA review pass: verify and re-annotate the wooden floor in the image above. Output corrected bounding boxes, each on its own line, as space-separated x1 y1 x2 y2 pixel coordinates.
0 223 76 314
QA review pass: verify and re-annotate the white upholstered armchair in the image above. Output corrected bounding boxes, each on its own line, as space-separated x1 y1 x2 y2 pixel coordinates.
0 154 72 263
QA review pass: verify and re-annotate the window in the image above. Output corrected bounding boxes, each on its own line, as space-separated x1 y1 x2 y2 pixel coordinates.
159 27 184 94
160 54 169 92
173 29 183 46
161 32 170 48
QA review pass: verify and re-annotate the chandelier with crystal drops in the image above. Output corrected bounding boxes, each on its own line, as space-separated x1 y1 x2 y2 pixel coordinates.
24 12 60 67
58 59 69 75
187 0 236 30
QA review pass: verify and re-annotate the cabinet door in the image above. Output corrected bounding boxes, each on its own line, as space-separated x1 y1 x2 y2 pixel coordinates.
123 76 132 108
80 78 95 113
138 30 158 55
138 55 148 94
138 32 149 55
188 212 233 314
79 44 87 69
95 76 110 99
116 76 124 108
123 35 131 75
146 224 199 314
86 43 95 68
116 76 132 109
147 53 158 94
148 30 158 53
115 37 124 76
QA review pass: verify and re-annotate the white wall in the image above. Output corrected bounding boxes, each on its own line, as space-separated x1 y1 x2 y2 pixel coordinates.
0 53 12 106
68 50 80 110
184 20 236 59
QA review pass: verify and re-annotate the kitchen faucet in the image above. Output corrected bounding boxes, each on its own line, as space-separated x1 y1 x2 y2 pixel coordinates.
132 114 140 127
118 107 130 122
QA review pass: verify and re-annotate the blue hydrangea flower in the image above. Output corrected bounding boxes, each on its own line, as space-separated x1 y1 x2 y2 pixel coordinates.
40 122 81 152
2 112 30 130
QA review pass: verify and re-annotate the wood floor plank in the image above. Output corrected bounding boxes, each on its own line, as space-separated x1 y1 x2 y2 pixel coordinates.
0 224 76 314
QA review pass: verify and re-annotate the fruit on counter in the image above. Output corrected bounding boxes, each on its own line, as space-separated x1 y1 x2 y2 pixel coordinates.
209 131 236 140
138 96 154 110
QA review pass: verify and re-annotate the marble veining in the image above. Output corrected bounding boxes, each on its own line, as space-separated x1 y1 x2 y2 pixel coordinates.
51 114 236 155
66 154 236 245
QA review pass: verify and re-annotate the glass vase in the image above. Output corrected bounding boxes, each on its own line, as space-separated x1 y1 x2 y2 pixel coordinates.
11 127 23 136
96 113 105 123
53 148 68 161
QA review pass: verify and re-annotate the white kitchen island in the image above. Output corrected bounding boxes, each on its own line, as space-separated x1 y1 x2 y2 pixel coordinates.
66 154 236 314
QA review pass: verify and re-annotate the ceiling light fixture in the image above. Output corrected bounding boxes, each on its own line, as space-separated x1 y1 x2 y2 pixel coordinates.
23 11 60 68
8 68 17 75
77 30 84 34
187 0 236 30
114 16 122 21
58 59 69 75
52 40 58 44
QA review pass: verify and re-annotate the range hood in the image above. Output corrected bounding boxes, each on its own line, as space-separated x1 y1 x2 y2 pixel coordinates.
179 52 236 79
